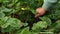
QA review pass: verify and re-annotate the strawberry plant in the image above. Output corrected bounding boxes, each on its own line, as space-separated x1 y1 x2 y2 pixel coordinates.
0 0 60 34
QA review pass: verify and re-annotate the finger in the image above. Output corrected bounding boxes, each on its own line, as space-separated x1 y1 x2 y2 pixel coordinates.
35 14 40 18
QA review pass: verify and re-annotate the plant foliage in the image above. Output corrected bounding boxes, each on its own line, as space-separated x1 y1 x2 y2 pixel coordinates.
0 0 60 34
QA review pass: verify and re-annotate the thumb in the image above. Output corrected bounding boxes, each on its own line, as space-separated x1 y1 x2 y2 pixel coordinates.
35 14 40 18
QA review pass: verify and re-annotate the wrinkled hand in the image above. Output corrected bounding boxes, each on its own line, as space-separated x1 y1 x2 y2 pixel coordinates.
35 8 46 18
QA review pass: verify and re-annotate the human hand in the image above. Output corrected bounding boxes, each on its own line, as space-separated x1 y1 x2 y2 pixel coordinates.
35 8 46 18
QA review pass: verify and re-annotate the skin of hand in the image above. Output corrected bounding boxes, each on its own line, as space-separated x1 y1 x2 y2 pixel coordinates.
35 8 46 18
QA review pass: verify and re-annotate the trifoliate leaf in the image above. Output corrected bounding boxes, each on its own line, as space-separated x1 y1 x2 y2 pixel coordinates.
32 21 48 31
0 17 23 32
39 16 51 26
20 27 31 34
